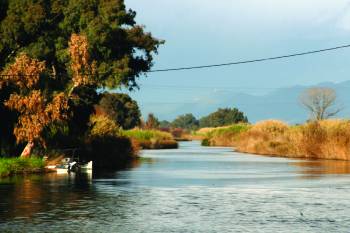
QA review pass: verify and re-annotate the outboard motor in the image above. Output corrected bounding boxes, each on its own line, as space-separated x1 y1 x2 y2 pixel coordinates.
68 161 77 172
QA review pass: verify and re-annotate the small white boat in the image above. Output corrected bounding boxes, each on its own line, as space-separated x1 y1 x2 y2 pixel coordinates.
47 156 93 174
53 160 78 174
56 167 69 174
80 161 93 171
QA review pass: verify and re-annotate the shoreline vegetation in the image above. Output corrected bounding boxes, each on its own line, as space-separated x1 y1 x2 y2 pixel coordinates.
123 129 178 149
0 157 46 178
0 128 178 178
200 119 350 161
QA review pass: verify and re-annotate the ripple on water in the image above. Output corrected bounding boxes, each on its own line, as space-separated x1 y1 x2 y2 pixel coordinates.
1 141 350 232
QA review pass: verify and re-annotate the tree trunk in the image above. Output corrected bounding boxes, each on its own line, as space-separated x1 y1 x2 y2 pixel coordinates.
20 141 34 158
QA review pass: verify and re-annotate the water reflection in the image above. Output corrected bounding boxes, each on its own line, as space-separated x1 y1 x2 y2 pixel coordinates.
290 160 350 178
0 172 94 222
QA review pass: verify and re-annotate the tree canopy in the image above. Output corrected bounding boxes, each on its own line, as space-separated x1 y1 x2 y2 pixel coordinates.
98 92 141 130
199 108 248 128
0 0 163 90
172 113 199 130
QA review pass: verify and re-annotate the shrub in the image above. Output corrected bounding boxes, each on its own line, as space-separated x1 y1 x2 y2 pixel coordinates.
85 135 138 169
89 115 121 137
123 129 178 149
200 124 250 147
83 115 138 169
201 138 210 146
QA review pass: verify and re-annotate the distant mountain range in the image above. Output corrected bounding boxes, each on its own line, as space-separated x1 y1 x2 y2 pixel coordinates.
146 80 350 123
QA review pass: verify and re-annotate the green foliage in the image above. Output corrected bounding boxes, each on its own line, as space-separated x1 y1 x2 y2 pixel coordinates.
159 120 171 128
0 0 163 163
210 124 250 137
172 113 199 130
63 86 98 147
83 116 137 169
199 108 248 128
85 135 137 169
98 92 140 129
123 129 178 149
89 115 120 138
123 129 173 141
0 0 163 90
0 157 45 177
201 138 210 147
201 124 251 147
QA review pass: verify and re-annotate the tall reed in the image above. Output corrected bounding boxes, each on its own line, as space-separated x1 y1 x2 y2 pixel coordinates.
202 120 350 160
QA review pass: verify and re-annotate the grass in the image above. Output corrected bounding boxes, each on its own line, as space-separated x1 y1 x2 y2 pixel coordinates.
123 129 178 149
200 120 350 161
201 123 250 147
0 157 45 177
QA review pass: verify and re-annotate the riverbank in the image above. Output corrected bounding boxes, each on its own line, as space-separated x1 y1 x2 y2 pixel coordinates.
201 120 350 160
0 157 46 177
0 129 177 177
123 129 178 149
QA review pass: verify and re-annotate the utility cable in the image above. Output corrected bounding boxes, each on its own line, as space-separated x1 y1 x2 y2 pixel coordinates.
148 44 350 72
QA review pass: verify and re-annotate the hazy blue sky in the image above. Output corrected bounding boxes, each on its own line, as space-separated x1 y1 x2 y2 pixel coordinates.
124 0 350 120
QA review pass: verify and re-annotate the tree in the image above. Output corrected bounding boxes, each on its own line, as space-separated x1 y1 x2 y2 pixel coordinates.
0 34 95 156
172 113 199 130
98 92 141 130
0 1 163 158
1 54 69 157
199 108 248 128
145 113 159 129
159 120 171 129
0 0 163 90
300 87 341 121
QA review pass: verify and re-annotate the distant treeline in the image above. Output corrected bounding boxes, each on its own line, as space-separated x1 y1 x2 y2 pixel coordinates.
159 108 248 130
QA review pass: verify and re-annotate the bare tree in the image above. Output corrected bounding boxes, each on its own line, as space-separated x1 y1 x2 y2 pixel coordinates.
300 87 341 121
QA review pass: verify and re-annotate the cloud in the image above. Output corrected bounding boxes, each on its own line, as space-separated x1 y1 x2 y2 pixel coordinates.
336 2 350 30
127 0 350 28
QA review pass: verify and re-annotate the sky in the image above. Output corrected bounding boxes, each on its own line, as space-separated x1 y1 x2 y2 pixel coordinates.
124 0 350 121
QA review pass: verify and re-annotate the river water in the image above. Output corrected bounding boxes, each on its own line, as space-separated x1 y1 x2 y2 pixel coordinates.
1 141 350 232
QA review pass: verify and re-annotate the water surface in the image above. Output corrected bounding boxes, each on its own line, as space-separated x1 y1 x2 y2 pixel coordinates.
1 141 350 232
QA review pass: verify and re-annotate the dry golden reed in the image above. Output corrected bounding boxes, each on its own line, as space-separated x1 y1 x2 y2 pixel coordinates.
202 120 350 160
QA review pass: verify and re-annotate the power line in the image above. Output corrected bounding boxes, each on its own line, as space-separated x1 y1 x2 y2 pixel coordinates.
142 101 298 105
148 43 350 72
1 43 350 77
139 84 350 90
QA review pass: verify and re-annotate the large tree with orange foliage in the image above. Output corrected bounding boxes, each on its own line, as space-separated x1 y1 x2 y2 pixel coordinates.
0 0 162 158
1 54 69 157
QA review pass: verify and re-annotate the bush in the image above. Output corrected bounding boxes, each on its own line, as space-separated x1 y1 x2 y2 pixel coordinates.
200 124 250 147
85 135 138 169
82 115 138 169
201 138 210 146
123 129 178 149
89 115 121 137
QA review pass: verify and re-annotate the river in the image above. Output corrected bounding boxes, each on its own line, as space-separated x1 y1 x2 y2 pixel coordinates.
1 141 350 232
